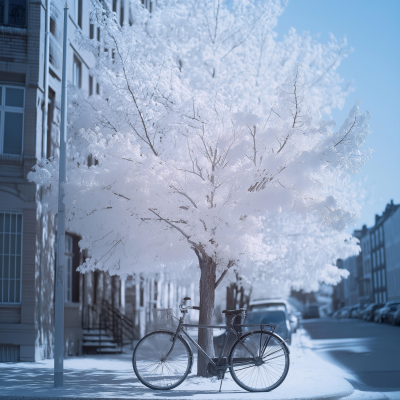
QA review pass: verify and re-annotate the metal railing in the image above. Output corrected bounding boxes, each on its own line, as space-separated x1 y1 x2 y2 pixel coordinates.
84 300 139 353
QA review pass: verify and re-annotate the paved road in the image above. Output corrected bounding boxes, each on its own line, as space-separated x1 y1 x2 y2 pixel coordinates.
301 317 400 393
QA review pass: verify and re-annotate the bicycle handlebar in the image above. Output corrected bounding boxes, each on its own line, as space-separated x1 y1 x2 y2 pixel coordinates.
179 297 200 312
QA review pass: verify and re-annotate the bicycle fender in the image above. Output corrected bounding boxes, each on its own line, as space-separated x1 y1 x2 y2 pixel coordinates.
270 332 290 354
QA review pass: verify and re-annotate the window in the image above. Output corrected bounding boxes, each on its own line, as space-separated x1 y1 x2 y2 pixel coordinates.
120 0 124 26
0 85 25 155
371 234 375 249
0 212 22 304
72 55 82 88
0 0 27 28
382 270 385 288
377 250 380 266
89 75 93 96
373 272 377 289
140 278 144 307
383 292 386 302
379 227 383 243
372 252 376 269
74 0 82 28
375 230 379 245
96 83 100 95
365 280 370 295
89 22 94 39
65 235 73 302
50 16 56 36
142 0 153 13
378 270 381 288
381 247 384 264
46 88 55 159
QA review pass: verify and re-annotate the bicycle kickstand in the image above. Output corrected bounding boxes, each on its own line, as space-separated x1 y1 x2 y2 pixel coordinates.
219 379 223 393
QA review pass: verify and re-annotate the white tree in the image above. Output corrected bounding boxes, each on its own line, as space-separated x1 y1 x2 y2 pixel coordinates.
29 68 370 375
29 0 370 376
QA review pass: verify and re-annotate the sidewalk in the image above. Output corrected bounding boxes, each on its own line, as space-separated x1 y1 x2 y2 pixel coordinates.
0 330 354 400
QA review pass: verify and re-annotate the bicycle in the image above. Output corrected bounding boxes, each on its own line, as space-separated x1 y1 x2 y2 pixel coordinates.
132 296 290 392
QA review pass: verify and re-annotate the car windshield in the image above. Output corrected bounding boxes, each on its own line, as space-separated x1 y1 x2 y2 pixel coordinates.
246 311 286 325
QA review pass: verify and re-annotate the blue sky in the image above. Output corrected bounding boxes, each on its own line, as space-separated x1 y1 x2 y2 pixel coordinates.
275 0 400 230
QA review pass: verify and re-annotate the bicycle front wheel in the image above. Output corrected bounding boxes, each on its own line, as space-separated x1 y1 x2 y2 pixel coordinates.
133 330 193 390
229 330 289 392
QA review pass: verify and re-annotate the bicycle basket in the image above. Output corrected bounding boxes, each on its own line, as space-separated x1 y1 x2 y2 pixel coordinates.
152 308 173 329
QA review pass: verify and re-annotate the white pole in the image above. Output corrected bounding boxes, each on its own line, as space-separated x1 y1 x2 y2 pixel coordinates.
42 0 50 159
54 4 69 388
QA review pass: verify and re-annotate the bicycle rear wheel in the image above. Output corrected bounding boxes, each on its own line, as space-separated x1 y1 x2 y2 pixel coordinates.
133 330 193 390
228 330 289 392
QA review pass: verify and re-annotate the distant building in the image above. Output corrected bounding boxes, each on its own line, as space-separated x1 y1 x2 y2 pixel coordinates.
333 200 400 309
383 204 400 301
359 226 373 303
341 230 362 306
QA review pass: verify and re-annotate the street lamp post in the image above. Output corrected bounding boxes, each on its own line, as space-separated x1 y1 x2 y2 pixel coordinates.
54 4 69 388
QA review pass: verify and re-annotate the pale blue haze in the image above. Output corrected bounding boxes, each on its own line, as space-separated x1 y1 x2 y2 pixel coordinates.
275 0 400 229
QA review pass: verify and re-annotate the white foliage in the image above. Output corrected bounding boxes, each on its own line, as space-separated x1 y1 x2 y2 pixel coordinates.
28 0 370 293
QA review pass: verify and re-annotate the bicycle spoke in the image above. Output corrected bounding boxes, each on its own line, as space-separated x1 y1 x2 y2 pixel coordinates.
229 331 289 392
133 331 191 390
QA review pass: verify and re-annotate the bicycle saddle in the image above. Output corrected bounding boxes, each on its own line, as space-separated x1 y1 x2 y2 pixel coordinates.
222 308 246 315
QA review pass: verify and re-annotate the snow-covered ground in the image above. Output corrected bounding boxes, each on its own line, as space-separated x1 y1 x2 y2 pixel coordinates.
0 330 355 399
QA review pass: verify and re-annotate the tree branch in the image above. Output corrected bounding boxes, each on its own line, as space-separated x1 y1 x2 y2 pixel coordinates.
334 115 357 148
215 260 235 289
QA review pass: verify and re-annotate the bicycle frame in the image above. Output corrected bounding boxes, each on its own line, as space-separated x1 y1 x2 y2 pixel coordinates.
166 310 277 370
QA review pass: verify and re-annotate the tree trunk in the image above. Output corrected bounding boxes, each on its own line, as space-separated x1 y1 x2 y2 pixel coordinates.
226 283 237 324
197 255 217 377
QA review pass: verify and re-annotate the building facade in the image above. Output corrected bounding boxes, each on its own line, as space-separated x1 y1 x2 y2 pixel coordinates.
0 0 170 363
383 205 400 301
333 200 400 309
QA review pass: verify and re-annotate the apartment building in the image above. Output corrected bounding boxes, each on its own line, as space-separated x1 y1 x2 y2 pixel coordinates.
333 200 400 309
382 202 400 301
1 0 174 362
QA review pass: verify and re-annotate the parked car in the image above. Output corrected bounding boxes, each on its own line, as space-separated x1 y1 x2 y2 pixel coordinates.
392 307 400 326
243 310 292 345
342 305 359 319
332 307 346 318
333 306 350 319
373 304 387 322
302 304 320 319
248 298 300 333
352 304 370 319
386 305 400 325
376 302 400 323
362 303 384 321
